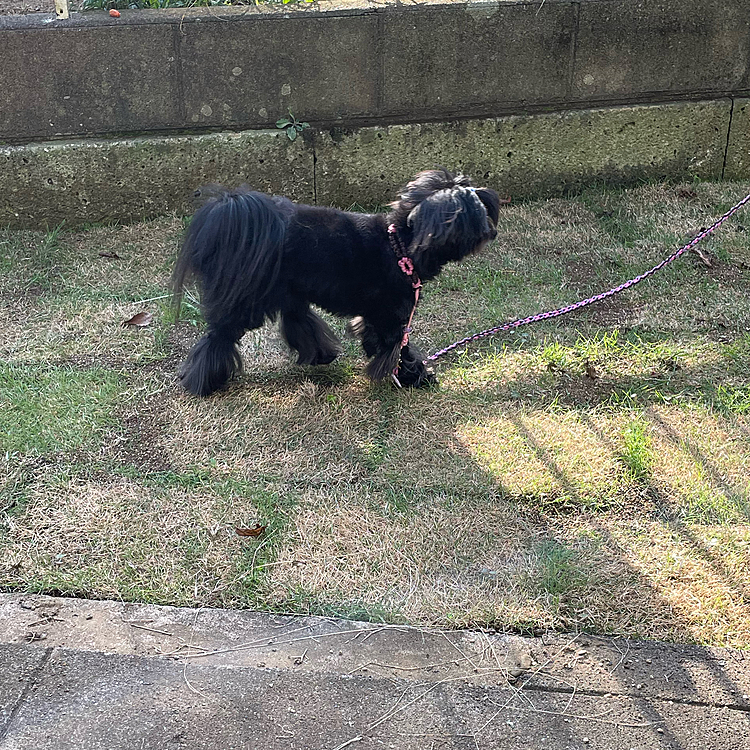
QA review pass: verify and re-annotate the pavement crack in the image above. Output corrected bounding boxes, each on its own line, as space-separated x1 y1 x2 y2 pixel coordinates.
721 96 735 179
519 682 750 714
0 646 53 743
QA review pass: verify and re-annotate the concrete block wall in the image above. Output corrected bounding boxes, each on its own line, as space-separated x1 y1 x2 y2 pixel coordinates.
1 0 749 226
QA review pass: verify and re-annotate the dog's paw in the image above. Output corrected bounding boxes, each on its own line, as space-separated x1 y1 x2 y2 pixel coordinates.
307 350 340 366
414 368 438 389
395 362 437 389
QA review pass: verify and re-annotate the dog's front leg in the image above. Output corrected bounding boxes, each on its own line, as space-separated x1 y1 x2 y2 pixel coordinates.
357 318 434 388
394 343 436 388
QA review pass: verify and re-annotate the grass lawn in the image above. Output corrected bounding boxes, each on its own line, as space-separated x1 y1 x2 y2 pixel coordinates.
1 180 749 647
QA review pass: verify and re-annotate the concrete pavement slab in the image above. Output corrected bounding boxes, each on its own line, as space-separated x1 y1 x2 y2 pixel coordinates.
2 595 750 706
1 595 749 749
2 645 750 750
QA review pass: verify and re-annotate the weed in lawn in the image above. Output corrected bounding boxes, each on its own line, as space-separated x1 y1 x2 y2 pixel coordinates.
713 384 750 415
539 341 573 373
0 453 37 519
40 223 64 256
721 333 750 362
682 488 749 525
619 418 654 482
532 539 586 612
572 329 621 361
169 287 203 328
278 588 404 623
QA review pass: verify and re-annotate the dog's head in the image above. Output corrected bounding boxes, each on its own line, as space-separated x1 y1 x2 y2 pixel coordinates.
389 169 502 277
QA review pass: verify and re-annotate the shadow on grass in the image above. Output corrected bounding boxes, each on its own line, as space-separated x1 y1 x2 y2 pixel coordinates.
2 181 749 658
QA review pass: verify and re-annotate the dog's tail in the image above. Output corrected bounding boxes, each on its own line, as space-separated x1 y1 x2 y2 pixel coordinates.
172 187 291 396
173 187 291 324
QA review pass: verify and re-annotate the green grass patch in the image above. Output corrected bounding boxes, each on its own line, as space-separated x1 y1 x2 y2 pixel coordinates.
0 364 121 454
534 539 585 596
713 384 750 415
277 587 405 623
619 419 654 482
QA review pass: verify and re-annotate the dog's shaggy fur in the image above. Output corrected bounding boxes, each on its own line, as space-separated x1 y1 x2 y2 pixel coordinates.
173 169 501 396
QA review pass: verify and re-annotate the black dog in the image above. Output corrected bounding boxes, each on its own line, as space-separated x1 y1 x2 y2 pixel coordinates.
173 169 501 396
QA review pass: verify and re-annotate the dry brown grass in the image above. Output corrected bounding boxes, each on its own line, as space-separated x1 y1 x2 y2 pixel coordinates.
601 519 750 645
1 472 261 604
2 181 750 645
0 216 182 362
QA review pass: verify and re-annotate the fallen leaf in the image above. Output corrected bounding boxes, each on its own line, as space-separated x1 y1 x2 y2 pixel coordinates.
122 312 153 327
235 525 266 537
98 251 121 259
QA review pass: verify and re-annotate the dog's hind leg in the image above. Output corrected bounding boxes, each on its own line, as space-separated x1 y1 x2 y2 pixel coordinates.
178 324 246 397
280 305 343 366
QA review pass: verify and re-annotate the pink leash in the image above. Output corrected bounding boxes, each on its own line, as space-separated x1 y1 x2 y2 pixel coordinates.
388 224 423 386
425 191 750 363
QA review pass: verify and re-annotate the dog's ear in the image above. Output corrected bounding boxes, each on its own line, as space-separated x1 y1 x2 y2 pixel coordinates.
391 169 466 216
474 187 502 227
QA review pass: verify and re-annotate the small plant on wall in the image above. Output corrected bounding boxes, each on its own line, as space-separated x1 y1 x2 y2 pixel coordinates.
275 111 310 142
